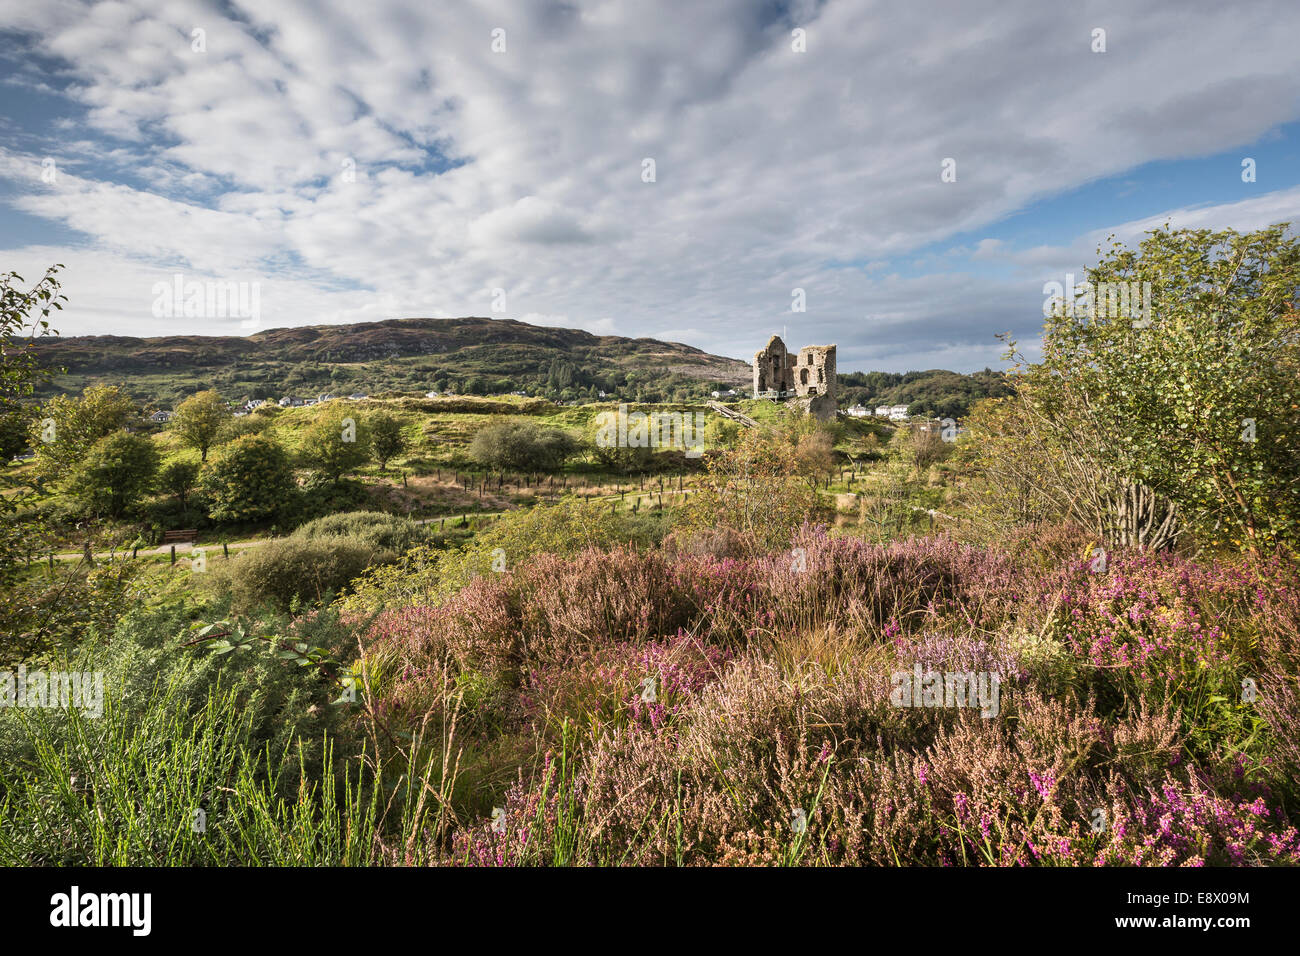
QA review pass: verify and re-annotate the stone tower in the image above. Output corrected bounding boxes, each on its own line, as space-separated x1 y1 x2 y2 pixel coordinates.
792 344 836 399
753 335 794 396
752 336 837 420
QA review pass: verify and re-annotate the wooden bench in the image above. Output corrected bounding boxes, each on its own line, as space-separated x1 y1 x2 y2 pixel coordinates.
162 529 198 545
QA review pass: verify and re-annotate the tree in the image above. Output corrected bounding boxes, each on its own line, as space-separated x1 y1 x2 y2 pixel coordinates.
299 408 370 483
30 384 137 482
1 265 63 411
682 426 820 552
0 265 65 586
585 417 652 473
471 421 577 471
159 458 201 517
0 406 32 463
369 412 407 472
201 434 295 522
172 389 231 461
776 410 838 488
891 422 950 472
989 224 1300 555
72 430 159 518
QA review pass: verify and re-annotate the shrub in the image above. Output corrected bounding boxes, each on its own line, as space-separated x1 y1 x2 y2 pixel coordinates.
340 496 628 614
218 537 383 611
292 510 429 553
289 475 374 523
681 427 822 552
469 421 577 472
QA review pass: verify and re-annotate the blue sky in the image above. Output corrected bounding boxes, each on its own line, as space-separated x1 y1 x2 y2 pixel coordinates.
1 0 1299 372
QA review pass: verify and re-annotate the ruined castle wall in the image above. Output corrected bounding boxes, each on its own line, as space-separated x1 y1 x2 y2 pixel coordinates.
793 345 836 400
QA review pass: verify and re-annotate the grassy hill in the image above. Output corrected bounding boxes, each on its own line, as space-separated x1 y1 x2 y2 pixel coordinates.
29 315 1011 417
32 316 752 407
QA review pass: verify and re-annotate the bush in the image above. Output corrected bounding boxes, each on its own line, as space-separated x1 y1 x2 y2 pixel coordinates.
339 496 632 614
469 421 577 472
289 475 373 524
218 537 385 611
292 510 429 554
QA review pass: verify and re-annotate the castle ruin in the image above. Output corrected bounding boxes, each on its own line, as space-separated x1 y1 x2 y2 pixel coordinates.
752 335 837 419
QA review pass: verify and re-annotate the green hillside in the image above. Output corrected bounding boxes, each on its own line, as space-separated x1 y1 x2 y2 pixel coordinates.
31 316 751 407
29 315 1011 417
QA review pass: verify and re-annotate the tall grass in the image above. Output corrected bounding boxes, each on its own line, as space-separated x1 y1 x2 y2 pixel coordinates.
0 680 389 865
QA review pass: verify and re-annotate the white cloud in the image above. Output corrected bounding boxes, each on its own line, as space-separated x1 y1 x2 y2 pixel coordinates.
0 0 1298 371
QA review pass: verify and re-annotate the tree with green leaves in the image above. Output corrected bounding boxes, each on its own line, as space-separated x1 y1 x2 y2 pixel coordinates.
682 425 820 552
0 406 33 463
159 458 201 517
1 265 65 586
1 265 63 411
72 429 160 518
172 389 231 461
997 224 1300 556
472 420 577 472
201 434 296 523
30 384 138 482
298 408 370 483
368 412 407 472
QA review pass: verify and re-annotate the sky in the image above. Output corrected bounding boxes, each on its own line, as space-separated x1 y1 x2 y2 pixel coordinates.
1 0 1298 372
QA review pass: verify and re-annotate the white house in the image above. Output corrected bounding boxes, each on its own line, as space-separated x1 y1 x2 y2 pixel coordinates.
874 406 892 417
348 392 368 401
425 390 441 398
149 410 173 423
888 404 910 421
846 404 869 417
